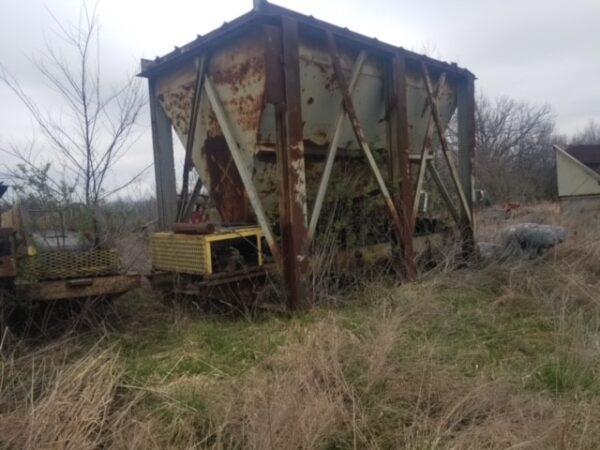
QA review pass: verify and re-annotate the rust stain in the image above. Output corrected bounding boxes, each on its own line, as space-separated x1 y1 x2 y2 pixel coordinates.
211 55 264 86
208 37 266 136
313 128 328 142
206 109 222 138
224 93 262 132
159 82 195 136
203 136 253 224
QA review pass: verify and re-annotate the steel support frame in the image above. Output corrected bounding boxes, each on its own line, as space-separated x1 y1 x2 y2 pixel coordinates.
178 55 206 221
272 17 310 310
147 76 177 231
427 163 460 224
420 62 472 225
203 75 281 263
412 71 446 224
308 50 367 242
145 26 476 308
390 53 417 280
326 34 405 250
457 75 476 255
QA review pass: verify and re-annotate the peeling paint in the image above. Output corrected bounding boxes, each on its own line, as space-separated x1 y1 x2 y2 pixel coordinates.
152 25 463 246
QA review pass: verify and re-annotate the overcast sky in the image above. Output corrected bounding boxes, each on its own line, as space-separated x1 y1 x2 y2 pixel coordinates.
1 0 598 196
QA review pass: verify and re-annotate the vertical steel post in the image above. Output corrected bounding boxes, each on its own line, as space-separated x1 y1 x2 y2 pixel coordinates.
457 75 476 254
147 76 177 231
275 17 310 310
391 53 416 280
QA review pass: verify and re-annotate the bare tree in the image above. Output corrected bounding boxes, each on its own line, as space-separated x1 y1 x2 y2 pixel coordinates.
571 119 600 145
0 2 147 209
474 94 556 202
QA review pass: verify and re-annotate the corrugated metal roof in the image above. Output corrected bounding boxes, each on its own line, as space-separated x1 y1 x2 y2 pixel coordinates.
566 145 600 173
139 1 474 80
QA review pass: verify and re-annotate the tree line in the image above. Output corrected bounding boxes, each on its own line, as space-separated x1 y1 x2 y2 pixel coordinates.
0 3 597 214
474 95 599 203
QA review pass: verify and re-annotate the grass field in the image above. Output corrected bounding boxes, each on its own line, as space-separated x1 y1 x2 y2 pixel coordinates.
1 203 599 449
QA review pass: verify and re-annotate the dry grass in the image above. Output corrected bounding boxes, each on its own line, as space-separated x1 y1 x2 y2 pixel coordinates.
0 340 129 449
1 201 600 449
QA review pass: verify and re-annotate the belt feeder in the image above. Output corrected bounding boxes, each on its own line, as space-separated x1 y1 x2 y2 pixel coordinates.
140 1 476 309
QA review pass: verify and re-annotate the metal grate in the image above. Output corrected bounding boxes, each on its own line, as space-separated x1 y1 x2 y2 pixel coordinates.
18 249 120 281
151 233 207 275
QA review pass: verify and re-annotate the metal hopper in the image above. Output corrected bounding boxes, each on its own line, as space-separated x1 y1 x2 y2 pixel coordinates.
140 1 476 309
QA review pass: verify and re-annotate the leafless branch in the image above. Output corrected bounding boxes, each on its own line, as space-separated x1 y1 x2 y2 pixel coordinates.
0 1 146 209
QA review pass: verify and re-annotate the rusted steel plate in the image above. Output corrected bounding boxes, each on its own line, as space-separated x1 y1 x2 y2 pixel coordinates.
203 136 251 224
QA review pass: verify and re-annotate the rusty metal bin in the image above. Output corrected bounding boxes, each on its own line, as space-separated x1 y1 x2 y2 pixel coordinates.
140 1 476 309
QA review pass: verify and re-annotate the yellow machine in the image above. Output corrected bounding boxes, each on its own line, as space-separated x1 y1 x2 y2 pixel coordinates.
151 227 265 278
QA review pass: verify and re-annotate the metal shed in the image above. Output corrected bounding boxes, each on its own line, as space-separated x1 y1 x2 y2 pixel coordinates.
555 145 600 222
140 0 476 309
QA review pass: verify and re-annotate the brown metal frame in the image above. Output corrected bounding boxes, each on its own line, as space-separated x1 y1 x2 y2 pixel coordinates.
273 17 310 310
145 70 177 231
141 4 477 310
457 75 476 255
391 53 417 280
412 71 446 225
420 62 472 226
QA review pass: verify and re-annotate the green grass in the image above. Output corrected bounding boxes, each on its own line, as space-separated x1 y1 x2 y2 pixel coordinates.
119 317 290 382
115 268 600 403
7 257 600 449
113 292 325 384
534 354 600 396
84 256 600 450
